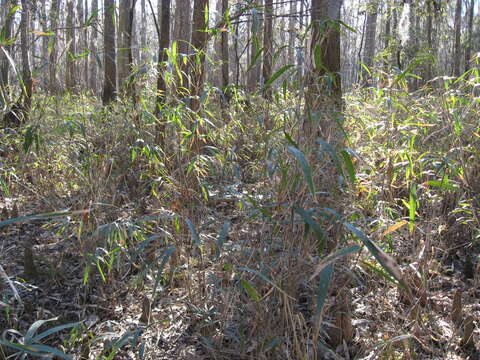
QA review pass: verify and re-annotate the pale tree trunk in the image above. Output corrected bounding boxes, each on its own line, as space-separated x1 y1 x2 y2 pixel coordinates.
103 0 117 104
20 0 33 114
288 0 296 66
140 0 146 63
89 0 98 94
247 0 262 93
362 0 378 87
425 0 433 80
189 0 208 113
453 0 462 76
174 0 192 79
465 0 475 73
262 0 273 98
65 0 76 92
83 0 89 89
49 0 60 94
77 0 84 91
0 0 15 92
40 3 48 90
213 0 223 88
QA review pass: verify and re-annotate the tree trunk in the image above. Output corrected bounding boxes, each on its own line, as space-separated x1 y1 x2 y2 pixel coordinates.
189 0 209 113
140 0 146 63
453 0 462 76
174 0 192 80
304 0 343 139
89 0 98 94
0 0 15 92
362 0 378 87
65 0 76 92
262 0 273 99
77 0 85 91
465 0 475 73
48 0 60 94
118 0 135 91
20 0 33 115
156 0 170 110
247 0 262 93
288 0 296 66
220 0 229 94
103 0 117 104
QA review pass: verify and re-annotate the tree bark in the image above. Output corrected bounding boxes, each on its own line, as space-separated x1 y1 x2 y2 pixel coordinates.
453 0 462 76
156 0 170 109
288 0 296 66
103 0 117 104
118 0 135 92
262 0 273 99
247 0 262 93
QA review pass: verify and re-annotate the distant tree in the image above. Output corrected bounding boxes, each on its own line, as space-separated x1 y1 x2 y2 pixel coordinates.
20 0 33 115
262 0 273 98
65 0 76 92
453 0 462 76
362 0 378 87
189 0 209 113
103 0 117 105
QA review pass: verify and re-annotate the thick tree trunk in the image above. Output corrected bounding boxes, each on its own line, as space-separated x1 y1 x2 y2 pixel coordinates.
140 0 146 63
304 0 343 138
65 0 76 92
189 0 209 113
262 0 273 98
102 0 117 104
20 0 33 115
118 0 134 91
453 0 462 76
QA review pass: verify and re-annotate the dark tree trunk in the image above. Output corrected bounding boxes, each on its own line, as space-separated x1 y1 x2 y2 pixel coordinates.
103 0 117 105
20 0 33 116
465 0 475 73
453 0 462 76
156 0 170 110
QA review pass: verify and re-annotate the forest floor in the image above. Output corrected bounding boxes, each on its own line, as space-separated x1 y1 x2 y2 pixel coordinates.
1 85 479 359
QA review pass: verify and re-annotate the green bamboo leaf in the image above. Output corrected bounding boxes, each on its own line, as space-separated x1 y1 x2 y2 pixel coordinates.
185 218 200 245
240 279 261 302
263 64 294 89
315 263 333 315
152 246 176 301
216 220 231 259
283 131 299 148
340 149 356 184
408 184 417 232
294 207 325 251
287 146 315 197
343 222 411 294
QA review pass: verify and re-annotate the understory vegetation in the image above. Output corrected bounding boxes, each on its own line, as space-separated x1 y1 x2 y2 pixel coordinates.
1 69 479 359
